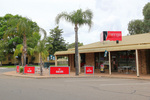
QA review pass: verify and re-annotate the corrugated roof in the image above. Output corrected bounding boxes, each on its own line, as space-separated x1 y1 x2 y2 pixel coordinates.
55 33 150 55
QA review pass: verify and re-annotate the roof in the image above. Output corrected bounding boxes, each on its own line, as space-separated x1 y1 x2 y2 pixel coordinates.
55 33 150 56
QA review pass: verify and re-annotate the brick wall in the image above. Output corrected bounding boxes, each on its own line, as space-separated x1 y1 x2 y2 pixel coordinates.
138 50 147 74
68 54 75 71
85 53 95 66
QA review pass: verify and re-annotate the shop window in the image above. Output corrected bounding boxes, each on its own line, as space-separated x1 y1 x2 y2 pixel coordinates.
95 52 109 69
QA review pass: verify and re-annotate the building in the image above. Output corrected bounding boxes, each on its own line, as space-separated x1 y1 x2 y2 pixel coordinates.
1 52 55 66
54 33 150 77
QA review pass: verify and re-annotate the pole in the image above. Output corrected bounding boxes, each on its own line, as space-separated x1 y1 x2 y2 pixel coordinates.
136 49 139 77
109 51 111 75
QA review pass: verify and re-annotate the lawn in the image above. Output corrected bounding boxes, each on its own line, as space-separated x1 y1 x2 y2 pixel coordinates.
0 64 68 68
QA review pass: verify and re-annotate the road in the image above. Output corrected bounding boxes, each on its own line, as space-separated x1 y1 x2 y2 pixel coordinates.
0 68 150 100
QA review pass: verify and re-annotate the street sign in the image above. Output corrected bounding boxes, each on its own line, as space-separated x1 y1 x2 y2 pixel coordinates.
16 66 20 73
104 50 108 57
50 55 55 60
49 66 70 75
84 66 94 75
24 66 35 74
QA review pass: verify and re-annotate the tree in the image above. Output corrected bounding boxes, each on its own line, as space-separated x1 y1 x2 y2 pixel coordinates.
35 40 48 75
0 14 23 53
0 40 7 66
128 20 145 35
143 3 150 32
47 26 67 55
128 3 150 35
67 42 83 49
4 17 39 67
14 44 23 66
55 9 93 75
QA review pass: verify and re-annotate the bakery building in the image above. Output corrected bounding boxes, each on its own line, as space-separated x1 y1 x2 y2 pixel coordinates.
54 33 150 77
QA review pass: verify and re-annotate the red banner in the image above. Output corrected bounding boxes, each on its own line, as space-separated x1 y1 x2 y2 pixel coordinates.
106 31 122 41
50 67 70 75
85 66 94 74
16 66 20 73
24 66 35 74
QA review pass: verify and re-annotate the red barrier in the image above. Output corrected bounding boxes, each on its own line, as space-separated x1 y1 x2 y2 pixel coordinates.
16 66 20 73
84 66 94 75
49 66 70 75
24 66 35 74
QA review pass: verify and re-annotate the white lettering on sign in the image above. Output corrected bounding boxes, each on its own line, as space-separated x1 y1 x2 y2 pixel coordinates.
56 68 64 73
110 33 121 37
27 68 32 72
87 68 92 72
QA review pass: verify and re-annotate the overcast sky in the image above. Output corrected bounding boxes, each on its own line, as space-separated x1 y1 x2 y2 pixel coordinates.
1 0 150 45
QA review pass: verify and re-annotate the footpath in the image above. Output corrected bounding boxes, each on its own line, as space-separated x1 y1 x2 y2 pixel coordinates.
3 70 150 80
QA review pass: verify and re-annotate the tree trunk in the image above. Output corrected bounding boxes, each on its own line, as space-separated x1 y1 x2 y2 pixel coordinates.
23 34 27 66
40 53 43 76
21 54 23 67
0 61 2 66
74 24 79 75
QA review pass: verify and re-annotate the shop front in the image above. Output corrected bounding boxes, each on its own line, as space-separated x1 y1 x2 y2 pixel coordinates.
55 33 150 77
94 50 136 74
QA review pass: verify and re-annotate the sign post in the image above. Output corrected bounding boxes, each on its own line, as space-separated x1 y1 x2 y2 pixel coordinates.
49 66 70 75
84 66 94 75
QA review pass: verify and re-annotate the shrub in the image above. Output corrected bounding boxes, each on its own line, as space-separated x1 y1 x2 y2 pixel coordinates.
20 67 23 73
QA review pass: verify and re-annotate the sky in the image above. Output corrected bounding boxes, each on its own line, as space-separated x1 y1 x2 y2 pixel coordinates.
1 0 150 45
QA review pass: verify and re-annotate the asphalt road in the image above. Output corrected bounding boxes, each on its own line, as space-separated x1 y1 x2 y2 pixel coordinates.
0 68 150 100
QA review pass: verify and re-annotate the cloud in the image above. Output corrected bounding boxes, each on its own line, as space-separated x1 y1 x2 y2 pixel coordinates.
0 0 150 45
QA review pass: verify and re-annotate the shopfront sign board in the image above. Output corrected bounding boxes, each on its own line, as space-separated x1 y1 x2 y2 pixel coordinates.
24 66 35 74
107 31 122 41
16 66 20 73
49 66 70 75
84 66 94 75
100 31 122 42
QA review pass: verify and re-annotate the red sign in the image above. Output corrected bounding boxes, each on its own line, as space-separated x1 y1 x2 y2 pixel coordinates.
50 67 70 75
85 66 94 74
16 66 20 73
106 31 122 41
24 66 35 74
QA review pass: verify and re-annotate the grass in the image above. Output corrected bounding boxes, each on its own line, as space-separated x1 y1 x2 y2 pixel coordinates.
0 65 16 68
0 64 68 68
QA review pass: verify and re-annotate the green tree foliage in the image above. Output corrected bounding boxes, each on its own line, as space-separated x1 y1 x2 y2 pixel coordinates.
35 39 48 75
55 9 93 75
67 42 83 49
47 26 67 55
4 15 39 66
128 3 150 35
0 40 7 66
128 20 145 35
0 14 23 53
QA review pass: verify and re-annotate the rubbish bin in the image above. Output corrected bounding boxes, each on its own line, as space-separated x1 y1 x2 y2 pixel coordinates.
44 62 50 68
100 64 105 73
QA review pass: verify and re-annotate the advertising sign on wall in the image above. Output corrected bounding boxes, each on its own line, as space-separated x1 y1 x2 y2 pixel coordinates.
49 66 70 75
100 31 122 42
16 66 20 73
84 66 94 75
107 31 122 41
24 66 35 74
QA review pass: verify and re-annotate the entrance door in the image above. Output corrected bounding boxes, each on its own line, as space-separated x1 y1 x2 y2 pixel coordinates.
26 57 28 65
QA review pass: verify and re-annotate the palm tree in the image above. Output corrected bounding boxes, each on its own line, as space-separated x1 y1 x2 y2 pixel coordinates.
14 44 23 66
55 9 93 75
4 17 39 67
35 39 48 76
33 28 48 75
